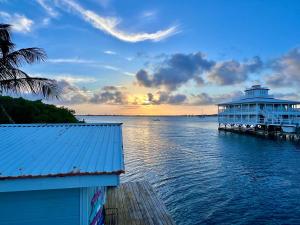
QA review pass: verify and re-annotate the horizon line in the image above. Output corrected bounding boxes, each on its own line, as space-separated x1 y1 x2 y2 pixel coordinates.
75 114 218 117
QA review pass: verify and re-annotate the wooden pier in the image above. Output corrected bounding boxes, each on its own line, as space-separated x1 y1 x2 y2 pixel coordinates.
219 126 300 142
104 181 176 225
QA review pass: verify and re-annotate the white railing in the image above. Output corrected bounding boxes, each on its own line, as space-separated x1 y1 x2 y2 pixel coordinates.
220 108 300 115
219 109 257 114
218 117 300 125
218 118 258 124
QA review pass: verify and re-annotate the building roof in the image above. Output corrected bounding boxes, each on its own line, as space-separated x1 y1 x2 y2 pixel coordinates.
218 97 300 105
245 85 269 91
0 123 124 181
218 85 300 105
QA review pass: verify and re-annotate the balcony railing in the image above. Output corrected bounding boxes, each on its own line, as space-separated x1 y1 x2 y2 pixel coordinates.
219 108 300 114
218 117 300 125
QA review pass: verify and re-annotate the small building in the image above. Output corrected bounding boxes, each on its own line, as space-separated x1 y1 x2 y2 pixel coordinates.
0 123 124 225
218 85 300 132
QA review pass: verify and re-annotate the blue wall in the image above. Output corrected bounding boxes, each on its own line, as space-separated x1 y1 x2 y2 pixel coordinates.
0 188 80 225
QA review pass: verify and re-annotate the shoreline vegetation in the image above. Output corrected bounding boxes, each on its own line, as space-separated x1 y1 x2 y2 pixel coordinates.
0 24 59 124
0 96 79 123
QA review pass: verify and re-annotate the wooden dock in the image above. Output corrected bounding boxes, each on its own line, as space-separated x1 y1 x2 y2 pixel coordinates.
218 126 300 142
104 181 176 225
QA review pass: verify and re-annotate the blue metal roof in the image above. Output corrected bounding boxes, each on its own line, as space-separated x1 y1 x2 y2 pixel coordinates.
0 123 124 180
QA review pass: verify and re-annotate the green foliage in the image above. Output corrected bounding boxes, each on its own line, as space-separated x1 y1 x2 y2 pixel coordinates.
0 96 79 123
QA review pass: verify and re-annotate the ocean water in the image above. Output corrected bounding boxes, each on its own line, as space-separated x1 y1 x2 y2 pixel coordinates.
78 116 300 225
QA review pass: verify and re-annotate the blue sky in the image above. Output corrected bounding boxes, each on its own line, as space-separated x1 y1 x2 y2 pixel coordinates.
1 0 300 115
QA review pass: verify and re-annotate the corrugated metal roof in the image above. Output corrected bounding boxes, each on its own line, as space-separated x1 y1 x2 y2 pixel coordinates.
218 97 300 105
0 123 124 180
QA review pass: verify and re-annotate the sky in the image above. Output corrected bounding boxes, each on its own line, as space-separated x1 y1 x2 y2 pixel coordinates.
1 0 300 115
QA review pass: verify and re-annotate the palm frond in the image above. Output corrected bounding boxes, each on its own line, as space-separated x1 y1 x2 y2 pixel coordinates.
0 64 30 81
0 23 59 99
0 24 15 56
2 48 47 67
0 24 11 41
0 77 59 98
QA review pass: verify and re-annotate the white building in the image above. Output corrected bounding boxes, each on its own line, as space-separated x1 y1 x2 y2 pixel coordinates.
218 85 300 132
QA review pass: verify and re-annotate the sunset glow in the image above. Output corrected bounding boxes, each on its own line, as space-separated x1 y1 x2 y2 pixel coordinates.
2 0 300 115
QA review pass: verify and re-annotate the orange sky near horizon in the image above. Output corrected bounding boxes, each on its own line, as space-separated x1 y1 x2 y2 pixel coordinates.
68 104 218 115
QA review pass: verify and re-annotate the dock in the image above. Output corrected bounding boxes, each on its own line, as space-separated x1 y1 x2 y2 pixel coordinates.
219 126 300 142
104 181 176 225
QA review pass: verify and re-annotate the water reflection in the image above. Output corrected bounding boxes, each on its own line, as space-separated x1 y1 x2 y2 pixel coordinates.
79 116 300 225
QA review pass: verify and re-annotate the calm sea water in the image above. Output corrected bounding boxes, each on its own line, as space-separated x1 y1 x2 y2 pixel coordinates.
78 116 300 225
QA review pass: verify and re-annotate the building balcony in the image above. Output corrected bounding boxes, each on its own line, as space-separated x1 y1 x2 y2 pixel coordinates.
219 108 300 115
218 117 300 126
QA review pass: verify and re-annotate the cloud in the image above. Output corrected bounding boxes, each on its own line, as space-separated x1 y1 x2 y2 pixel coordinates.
56 80 128 105
190 91 243 105
273 92 300 101
55 78 244 107
47 58 95 64
136 52 215 91
145 91 187 105
102 65 120 71
47 58 122 72
123 72 135 77
90 86 127 104
36 0 59 17
54 75 97 84
191 93 214 105
59 0 178 42
140 10 157 20
0 12 34 33
56 79 91 104
207 56 263 85
265 47 300 88
34 73 97 85
144 90 243 106
104 50 117 55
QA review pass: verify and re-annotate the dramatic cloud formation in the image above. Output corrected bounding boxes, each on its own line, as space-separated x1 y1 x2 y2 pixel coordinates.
136 52 215 91
207 56 263 85
59 0 178 42
266 47 300 88
135 52 264 90
0 12 33 33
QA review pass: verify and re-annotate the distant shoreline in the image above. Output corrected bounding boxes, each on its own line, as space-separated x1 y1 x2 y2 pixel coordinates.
76 114 218 117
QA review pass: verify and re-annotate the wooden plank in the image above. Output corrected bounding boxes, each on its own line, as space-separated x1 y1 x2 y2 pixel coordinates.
127 182 154 225
105 181 176 225
139 181 175 225
121 183 137 225
136 181 166 225
137 181 166 225
140 182 173 224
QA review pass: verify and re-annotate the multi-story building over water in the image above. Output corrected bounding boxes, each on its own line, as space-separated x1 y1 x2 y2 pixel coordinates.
218 85 300 132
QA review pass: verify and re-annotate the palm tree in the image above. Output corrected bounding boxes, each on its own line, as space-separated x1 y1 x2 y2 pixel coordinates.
0 24 59 123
